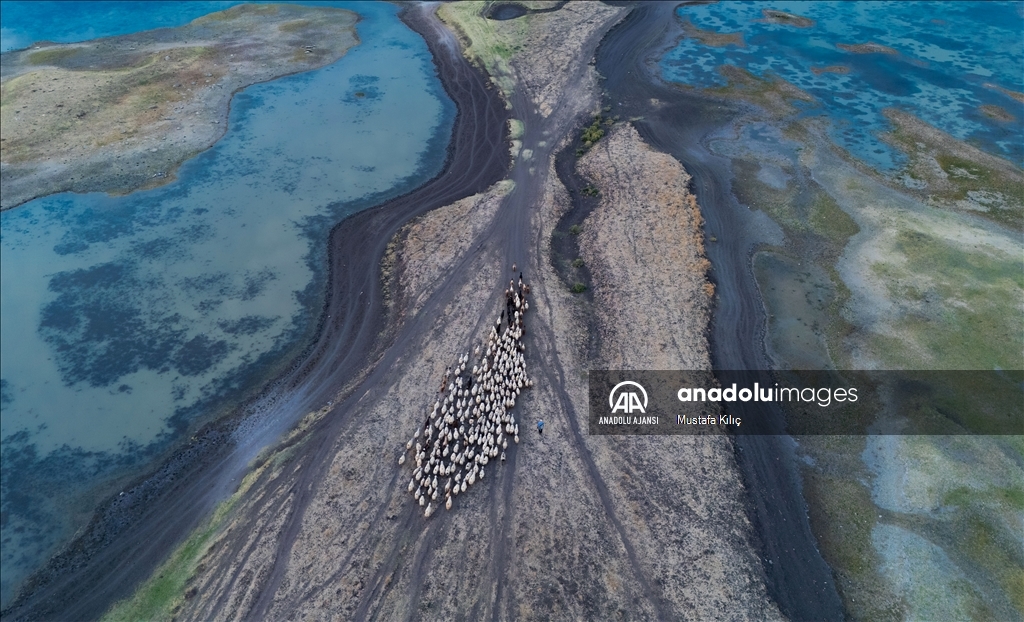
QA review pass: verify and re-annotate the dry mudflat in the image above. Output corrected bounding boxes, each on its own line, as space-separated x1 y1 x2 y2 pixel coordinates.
0 3 358 209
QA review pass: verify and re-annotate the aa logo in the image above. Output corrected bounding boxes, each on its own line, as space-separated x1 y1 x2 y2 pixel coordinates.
609 381 648 414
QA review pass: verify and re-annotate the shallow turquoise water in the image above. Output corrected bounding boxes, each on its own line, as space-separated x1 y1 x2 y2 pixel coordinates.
660 1 1024 170
0 1 454 604
0 1 240 51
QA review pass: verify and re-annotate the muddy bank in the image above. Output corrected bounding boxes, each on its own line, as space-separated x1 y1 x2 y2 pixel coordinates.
0 5 509 620
0 4 359 210
595 3 845 619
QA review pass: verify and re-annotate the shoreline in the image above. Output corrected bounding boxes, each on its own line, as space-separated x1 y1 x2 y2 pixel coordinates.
0 5 362 211
0 5 510 619
595 3 844 619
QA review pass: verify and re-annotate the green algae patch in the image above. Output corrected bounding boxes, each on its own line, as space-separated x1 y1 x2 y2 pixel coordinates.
882 108 1024 230
679 17 745 48
867 229 1023 370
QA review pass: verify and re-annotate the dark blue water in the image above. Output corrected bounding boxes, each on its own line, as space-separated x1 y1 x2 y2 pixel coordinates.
0 1 455 605
660 1 1024 169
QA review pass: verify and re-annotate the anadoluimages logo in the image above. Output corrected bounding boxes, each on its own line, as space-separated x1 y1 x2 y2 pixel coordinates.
609 381 648 414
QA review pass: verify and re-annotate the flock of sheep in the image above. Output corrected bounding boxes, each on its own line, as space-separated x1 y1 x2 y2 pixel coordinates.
400 271 533 518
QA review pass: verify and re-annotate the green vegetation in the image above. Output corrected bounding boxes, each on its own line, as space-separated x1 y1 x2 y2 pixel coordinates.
569 224 582 235
194 3 280 23
508 118 524 141
883 109 1024 231
436 1 527 97
580 115 606 147
800 439 904 622
26 47 80 66
570 282 587 294
808 191 859 243
580 184 599 197
731 158 858 245
869 229 1023 370
101 470 252 621
101 409 322 621
571 258 585 268
705 65 814 118
720 57 1023 622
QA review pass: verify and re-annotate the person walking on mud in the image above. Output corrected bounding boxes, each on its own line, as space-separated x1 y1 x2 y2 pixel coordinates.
537 419 544 435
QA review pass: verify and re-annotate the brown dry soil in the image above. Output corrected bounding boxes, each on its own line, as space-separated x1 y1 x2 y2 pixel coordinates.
92 2 780 621
0 3 358 209
576 124 714 370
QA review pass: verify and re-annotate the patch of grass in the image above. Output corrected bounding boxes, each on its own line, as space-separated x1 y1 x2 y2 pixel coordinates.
194 3 280 23
101 469 250 621
571 258 585 268
570 282 587 294
800 457 904 621
883 109 1024 230
569 224 582 235
100 422 316 622
944 486 1024 512
436 1 525 96
580 115 606 147
808 189 859 243
869 229 1023 370
678 16 744 47
25 47 80 66
960 514 1024 614
508 118 524 141
580 184 599 197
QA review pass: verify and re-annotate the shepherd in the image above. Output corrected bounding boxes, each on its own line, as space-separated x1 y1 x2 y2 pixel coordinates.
537 419 544 435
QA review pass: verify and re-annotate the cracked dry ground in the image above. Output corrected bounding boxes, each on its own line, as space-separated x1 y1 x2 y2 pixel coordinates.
173 5 780 620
